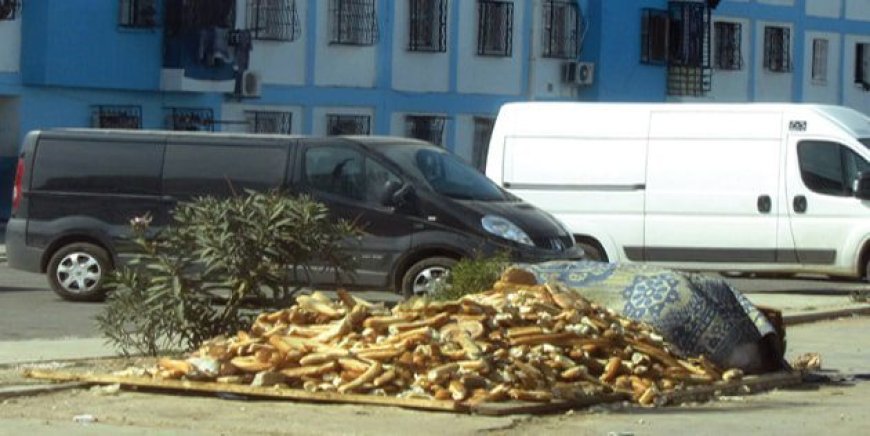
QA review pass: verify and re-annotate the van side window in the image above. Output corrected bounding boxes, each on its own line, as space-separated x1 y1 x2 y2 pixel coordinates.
31 139 163 195
797 141 870 196
304 147 365 201
365 158 402 204
163 144 288 198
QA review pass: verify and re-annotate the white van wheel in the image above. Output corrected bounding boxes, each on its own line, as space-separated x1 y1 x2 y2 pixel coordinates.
401 257 456 299
47 243 111 302
576 241 606 262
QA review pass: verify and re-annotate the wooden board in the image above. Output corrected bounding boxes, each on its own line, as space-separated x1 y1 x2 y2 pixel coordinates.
23 369 802 415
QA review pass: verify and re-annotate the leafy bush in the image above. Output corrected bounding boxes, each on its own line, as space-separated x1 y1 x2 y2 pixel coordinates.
96 191 358 356
431 252 510 301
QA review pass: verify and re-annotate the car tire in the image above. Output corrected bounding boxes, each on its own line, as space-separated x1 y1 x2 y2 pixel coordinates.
47 242 112 302
575 240 606 262
400 257 457 299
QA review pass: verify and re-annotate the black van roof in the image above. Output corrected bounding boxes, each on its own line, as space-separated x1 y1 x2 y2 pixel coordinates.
37 129 435 148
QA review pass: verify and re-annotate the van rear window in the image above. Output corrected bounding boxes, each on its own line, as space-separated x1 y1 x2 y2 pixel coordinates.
31 139 163 195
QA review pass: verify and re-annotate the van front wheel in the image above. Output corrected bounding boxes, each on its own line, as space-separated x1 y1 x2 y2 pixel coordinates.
400 257 457 299
47 243 112 302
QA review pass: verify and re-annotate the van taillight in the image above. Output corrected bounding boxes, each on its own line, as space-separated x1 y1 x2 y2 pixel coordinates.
11 157 24 213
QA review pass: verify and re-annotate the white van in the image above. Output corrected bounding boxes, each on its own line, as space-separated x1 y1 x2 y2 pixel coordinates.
485 102 870 279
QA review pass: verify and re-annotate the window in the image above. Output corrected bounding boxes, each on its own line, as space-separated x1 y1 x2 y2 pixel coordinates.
327 114 371 136
856 43 870 91
764 26 791 73
666 1 711 96
163 144 288 198
798 141 870 197
405 115 446 147
641 9 668 65
810 38 828 84
91 105 142 129
408 0 448 52
165 108 215 132
119 0 157 27
472 117 495 172
246 111 292 134
542 1 580 59
31 140 163 195
247 0 301 41
0 0 21 21
477 0 513 57
304 147 365 201
329 0 379 45
714 21 742 70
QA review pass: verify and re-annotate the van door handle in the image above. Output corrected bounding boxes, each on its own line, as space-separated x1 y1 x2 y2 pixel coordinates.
793 195 807 214
757 195 772 213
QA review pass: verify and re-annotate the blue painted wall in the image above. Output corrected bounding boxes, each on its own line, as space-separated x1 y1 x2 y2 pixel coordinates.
20 0 163 90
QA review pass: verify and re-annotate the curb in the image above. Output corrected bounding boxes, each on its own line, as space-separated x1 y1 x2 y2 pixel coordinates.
0 382 88 400
783 305 870 326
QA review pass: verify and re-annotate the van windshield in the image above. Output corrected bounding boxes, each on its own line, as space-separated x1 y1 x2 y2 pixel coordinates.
861 138 870 149
378 144 509 201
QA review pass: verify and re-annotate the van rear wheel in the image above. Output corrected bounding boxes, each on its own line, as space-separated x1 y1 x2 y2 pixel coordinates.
47 243 112 302
400 257 457 299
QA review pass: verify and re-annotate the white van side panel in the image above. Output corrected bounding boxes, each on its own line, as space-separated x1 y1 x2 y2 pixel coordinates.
501 136 647 261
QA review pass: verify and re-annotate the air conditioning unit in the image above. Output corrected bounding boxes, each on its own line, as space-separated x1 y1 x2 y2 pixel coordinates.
562 62 595 86
240 70 262 97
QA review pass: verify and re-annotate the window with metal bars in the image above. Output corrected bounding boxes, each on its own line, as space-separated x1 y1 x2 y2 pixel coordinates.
327 114 371 135
856 43 870 91
119 0 158 28
91 105 143 129
764 26 791 73
472 117 495 172
246 111 292 134
542 1 580 59
666 1 711 96
408 0 448 52
811 38 828 85
330 0 379 46
714 21 742 70
247 0 301 41
0 0 20 20
166 107 215 131
641 9 668 65
405 115 446 147
477 0 513 57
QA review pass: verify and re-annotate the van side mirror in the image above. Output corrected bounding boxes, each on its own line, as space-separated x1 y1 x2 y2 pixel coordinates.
853 172 870 200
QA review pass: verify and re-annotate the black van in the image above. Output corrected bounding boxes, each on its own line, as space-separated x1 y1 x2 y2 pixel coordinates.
6 129 582 301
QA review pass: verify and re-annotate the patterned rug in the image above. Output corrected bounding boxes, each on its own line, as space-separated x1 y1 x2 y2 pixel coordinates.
520 261 781 370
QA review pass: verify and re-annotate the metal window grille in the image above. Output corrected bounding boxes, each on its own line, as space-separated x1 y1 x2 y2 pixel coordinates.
245 111 292 134
666 1 711 96
0 0 21 20
714 21 742 70
811 38 828 84
856 43 870 91
472 117 495 172
641 8 668 65
327 114 371 135
91 105 142 129
408 0 448 52
119 0 158 28
542 0 580 59
477 0 513 57
168 0 235 32
247 0 301 41
165 107 215 131
330 0 379 46
405 115 446 147
764 26 791 73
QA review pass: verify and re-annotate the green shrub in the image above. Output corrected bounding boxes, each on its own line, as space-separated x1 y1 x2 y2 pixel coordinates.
431 252 509 301
96 191 358 356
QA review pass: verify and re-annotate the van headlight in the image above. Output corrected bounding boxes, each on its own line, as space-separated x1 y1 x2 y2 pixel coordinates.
482 215 534 246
